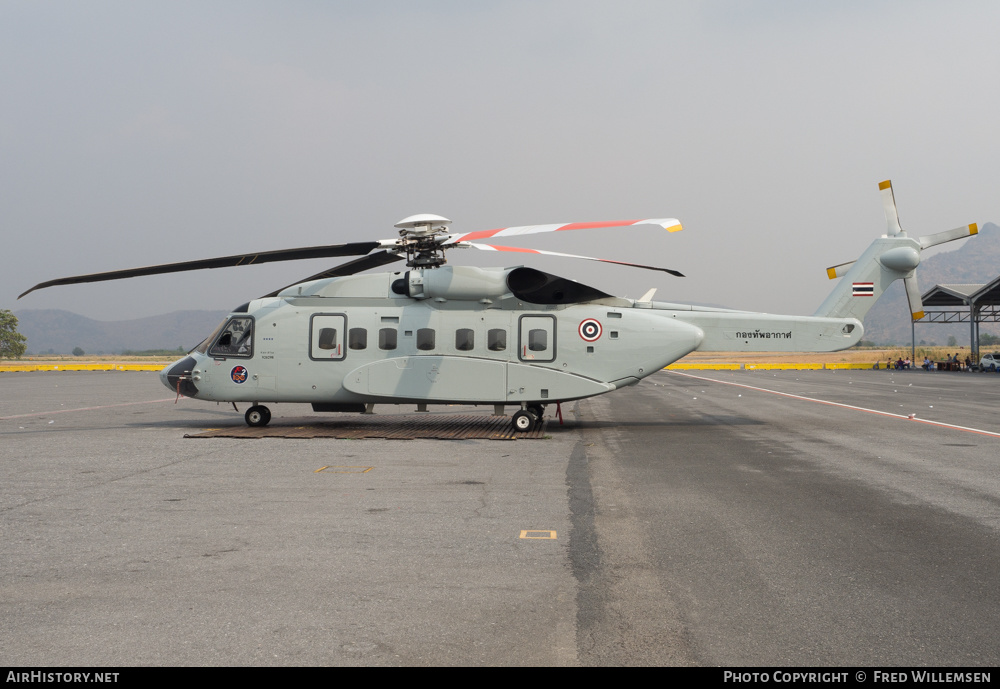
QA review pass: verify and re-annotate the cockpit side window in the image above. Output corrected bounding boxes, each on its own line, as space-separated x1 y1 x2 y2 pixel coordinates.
208 317 254 358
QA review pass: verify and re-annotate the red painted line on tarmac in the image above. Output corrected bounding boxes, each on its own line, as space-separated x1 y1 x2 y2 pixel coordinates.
669 371 1000 439
0 398 179 421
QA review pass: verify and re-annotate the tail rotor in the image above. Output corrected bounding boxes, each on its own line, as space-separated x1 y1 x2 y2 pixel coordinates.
816 180 977 322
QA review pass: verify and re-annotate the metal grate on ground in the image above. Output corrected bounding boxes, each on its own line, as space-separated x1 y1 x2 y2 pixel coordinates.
184 414 548 440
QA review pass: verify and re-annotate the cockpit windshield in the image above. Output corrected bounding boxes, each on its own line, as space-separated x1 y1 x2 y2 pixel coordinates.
196 316 254 358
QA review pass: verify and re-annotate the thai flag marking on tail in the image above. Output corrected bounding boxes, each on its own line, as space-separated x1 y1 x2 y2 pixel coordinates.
853 282 874 297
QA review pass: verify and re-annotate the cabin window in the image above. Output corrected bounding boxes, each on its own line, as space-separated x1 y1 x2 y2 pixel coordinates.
209 317 253 358
379 328 397 351
455 328 474 351
518 315 556 362
349 328 368 350
488 329 507 351
318 328 337 350
528 329 547 351
310 314 347 360
417 328 435 351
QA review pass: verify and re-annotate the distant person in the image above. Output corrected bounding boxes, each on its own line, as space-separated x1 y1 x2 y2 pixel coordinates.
923 356 931 371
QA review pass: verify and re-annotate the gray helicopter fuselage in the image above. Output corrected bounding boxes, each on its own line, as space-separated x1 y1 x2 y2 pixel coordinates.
160 265 867 410
160 266 707 408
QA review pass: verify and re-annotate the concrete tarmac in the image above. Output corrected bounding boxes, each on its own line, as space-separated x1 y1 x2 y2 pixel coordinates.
1 369 998 666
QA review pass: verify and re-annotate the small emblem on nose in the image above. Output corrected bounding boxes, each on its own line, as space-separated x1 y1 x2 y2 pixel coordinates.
231 365 248 384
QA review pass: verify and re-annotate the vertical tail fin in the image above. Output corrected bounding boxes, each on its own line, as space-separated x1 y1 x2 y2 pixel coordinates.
814 180 977 320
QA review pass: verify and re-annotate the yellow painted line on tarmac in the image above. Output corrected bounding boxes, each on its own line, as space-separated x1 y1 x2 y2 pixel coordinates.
666 363 742 370
745 363 824 370
0 364 166 372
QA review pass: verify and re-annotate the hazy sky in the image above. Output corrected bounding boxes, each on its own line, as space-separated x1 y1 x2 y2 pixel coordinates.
3 1 999 322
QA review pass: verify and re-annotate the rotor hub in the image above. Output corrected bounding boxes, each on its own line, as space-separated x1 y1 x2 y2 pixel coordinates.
393 214 453 268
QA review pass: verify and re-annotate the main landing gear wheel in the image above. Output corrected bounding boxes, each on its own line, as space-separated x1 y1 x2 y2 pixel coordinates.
512 410 538 433
245 405 271 427
527 404 545 419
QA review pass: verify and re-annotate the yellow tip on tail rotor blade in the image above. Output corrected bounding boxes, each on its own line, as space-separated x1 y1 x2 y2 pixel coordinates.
879 180 892 190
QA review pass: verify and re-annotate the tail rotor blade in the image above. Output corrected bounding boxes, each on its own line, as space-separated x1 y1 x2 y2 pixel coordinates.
826 261 856 279
904 274 924 321
879 180 904 236
919 223 979 250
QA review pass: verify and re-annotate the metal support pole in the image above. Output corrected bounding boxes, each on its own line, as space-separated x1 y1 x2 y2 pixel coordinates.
972 304 980 364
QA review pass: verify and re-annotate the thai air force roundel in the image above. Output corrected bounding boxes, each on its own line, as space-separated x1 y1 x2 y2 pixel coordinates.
231 365 248 384
578 318 602 342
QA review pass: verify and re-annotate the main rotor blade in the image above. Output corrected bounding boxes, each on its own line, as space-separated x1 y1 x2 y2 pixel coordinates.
441 218 682 244
18 241 383 298
458 242 685 277
260 251 404 298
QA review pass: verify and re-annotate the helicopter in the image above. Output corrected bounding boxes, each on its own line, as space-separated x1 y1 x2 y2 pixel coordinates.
19 180 976 432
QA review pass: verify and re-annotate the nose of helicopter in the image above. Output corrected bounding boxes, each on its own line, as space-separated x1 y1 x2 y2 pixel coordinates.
161 356 199 397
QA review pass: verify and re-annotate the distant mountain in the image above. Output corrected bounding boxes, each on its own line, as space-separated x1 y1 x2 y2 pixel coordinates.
13 309 227 355
862 222 1000 345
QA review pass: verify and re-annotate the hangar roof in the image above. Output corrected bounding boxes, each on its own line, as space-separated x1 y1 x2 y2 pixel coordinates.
922 275 1000 308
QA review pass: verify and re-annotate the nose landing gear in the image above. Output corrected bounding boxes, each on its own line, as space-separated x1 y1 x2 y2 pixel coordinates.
245 405 271 427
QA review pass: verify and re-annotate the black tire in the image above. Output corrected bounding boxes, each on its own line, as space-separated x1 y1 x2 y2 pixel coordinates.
512 410 537 433
245 405 271 427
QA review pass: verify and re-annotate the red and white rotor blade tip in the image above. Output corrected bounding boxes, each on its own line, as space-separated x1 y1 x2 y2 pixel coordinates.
443 218 682 244
460 242 684 277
